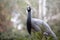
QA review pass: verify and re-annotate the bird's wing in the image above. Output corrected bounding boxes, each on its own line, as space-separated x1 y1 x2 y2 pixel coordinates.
31 18 43 25
31 18 51 31
31 18 43 32
31 22 41 32
31 18 57 40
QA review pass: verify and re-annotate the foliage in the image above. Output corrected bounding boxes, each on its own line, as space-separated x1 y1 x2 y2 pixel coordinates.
0 0 60 40
0 31 54 40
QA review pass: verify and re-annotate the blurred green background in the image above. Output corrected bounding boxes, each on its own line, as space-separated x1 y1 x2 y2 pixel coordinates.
0 0 60 40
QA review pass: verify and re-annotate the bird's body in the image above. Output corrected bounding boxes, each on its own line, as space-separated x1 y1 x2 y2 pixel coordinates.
31 18 57 40
31 18 52 32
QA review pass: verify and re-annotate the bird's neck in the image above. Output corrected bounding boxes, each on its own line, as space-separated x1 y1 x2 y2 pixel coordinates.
28 12 31 19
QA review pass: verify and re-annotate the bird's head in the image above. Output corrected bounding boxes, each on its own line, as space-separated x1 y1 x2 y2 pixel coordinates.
27 6 31 12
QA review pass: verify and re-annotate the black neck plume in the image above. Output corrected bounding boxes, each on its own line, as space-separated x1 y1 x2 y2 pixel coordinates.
27 7 31 35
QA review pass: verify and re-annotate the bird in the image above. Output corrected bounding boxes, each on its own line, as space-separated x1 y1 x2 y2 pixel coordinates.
27 6 58 40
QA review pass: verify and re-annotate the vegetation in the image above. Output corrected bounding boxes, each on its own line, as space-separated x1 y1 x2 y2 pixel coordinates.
0 0 60 40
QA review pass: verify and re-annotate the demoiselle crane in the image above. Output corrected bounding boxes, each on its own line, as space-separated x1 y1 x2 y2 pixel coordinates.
27 6 58 40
